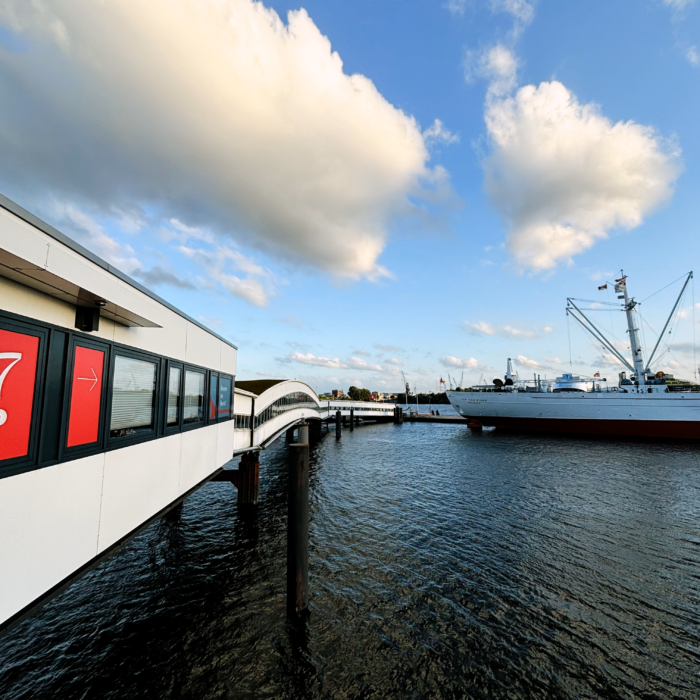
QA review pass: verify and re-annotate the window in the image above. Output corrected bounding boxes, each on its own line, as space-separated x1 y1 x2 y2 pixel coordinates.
67 344 106 447
167 366 181 426
110 355 157 438
219 376 232 419
209 374 218 421
0 328 41 460
184 370 205 424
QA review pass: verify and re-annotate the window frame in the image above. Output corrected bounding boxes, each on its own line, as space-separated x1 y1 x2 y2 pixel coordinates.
61 335 111 461
0 308 238 480
181 365 207 432
164 360 184 435
207 371 219 424
105 345 161 450
0 316 49 478
217 374 234 423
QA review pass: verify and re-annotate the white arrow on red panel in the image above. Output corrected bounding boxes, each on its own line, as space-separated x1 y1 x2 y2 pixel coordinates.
77 368 98 391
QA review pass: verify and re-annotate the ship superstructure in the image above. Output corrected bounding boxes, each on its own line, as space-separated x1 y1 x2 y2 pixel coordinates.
447 273 700 438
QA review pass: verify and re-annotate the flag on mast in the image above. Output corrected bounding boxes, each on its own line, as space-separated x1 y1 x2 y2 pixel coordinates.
598 284 607 290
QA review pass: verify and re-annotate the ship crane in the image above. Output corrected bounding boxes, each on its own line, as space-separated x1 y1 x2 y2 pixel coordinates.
566 271 693 386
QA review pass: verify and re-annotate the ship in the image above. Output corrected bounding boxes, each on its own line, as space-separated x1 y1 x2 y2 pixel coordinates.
447 272 700 439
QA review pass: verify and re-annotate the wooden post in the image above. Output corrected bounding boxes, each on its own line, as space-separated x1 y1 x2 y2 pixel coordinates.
238 451 259 505
398 406 404 424
287 442 309 619
349 407 354 431
298 422 309 444
335 410 341 439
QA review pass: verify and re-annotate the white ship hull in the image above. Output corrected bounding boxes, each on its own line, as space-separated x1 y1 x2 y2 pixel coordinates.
447 390 700 439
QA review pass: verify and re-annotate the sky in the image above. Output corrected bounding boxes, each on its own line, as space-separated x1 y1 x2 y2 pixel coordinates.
0 0 699 394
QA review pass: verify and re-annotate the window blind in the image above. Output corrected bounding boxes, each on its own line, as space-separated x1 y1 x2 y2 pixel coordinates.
110 355 156 432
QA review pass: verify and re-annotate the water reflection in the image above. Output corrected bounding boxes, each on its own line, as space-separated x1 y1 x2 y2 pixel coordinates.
1 424 700 698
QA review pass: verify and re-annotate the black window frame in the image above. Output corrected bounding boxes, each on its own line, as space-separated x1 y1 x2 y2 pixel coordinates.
182 365 207 432
61 335 111 462
207 371 219 424
0 308 237 480
164 360 184 435
106 346 162 450
0 316 49 477
217 374 234 423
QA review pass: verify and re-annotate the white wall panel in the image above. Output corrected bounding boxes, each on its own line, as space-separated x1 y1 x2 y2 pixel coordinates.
113 314 188 361
0 454 105 624
185 322 221 370
97 435 182 553
216 422 235 467
221 342 237 376
179 425 219 492
0 276 76 329
0 208 50 268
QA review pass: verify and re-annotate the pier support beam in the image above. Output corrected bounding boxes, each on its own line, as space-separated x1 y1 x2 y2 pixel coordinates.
309 420 322 443
213 450 260 505
298 422 309 445
335 410 341 439
286 427 296 442
350 407 354 431
287 442 309 619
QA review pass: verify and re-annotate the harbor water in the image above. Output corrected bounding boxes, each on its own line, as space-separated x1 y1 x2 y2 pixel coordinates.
1 421 700 699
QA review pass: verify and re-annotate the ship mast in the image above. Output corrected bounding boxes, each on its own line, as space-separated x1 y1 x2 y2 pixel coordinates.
616 273 646 386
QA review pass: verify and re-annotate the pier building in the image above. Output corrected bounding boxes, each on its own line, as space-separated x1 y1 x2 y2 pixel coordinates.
0 193 394 631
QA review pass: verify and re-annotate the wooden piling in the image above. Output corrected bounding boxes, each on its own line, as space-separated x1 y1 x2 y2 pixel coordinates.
336 410 341 439
287 442 309 619
237 451 260 505
350 407 354 431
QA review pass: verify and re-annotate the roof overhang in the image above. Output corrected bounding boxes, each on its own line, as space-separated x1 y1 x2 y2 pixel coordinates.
0 247 160 328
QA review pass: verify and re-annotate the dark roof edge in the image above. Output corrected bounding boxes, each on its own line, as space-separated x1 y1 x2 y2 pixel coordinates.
0 193 237 350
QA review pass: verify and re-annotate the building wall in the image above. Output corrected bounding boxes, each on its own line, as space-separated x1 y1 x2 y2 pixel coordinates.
0 420 236 624
0 205 239 627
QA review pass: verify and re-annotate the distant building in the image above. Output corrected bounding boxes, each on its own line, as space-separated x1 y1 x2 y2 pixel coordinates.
331 389 345 399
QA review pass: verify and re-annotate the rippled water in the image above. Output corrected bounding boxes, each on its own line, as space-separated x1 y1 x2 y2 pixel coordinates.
2 423 700 699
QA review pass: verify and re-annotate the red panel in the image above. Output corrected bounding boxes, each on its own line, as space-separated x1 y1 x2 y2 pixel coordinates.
67 346 105 448
0 330 40 461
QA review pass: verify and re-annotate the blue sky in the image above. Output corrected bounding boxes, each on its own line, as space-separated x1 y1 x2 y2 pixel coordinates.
0 0 698 393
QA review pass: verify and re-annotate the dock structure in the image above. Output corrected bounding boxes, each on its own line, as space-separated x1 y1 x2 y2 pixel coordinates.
0 193 396 632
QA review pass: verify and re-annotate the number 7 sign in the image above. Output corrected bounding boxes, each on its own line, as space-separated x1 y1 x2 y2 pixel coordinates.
0 330 39 461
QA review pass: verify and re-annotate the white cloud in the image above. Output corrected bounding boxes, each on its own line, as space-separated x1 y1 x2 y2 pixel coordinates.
179 243 279 307
285 352 382 371
489 0 534 27
440 356 486 369
423 119 460 146
687 47 700 66
663 0 696 9
374 343 403 352
465 44 518 96
465 321 497 336
445 0 469 16
483 80 681 270
0 0 445 280
50 201 141 274
513 354 543 369
386 358 403 365
464 320 549 338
